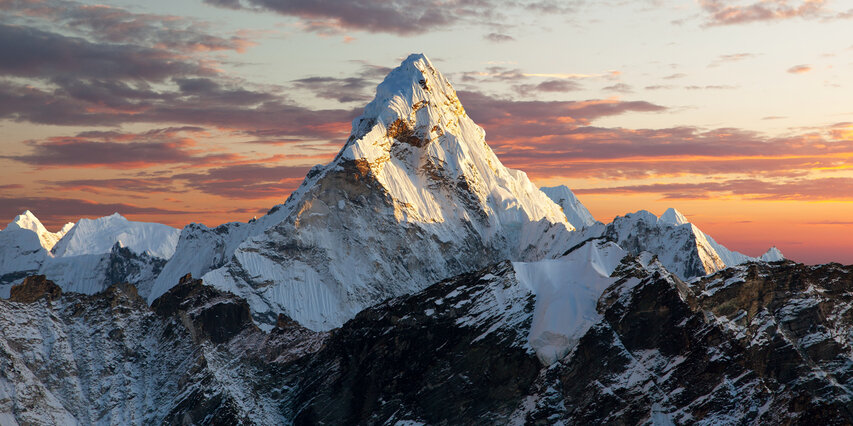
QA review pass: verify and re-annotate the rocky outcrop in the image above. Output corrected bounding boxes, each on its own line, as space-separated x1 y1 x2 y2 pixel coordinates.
8 274 61 303
152 273 255 344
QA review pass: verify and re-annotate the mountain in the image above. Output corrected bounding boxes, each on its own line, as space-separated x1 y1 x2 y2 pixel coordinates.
0 212 179 298
0 274 297 424
0 52 841 425
3 247 849 424
0 213 54 293
51 213 179 259
1 210 73 250
568 207 783 280
156 53 575 330
540 185 598 228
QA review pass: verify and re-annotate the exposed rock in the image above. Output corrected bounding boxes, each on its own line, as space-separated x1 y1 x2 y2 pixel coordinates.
8 274 61 303
152 273 256 344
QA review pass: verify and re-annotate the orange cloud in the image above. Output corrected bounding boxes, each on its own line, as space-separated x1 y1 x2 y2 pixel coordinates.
787 64 812 74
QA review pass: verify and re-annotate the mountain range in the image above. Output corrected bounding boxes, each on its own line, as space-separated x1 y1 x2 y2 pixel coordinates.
1 54 847 425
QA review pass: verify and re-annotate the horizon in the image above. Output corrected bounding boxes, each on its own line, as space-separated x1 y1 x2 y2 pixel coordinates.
2 0 852 265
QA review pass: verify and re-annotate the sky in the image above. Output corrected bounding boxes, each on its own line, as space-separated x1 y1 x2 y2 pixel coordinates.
1 0 852 265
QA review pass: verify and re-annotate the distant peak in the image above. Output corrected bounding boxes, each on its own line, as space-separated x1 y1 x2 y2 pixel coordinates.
8 210 47 233
760 246 784 262
15 210 39 223
659 208 689 226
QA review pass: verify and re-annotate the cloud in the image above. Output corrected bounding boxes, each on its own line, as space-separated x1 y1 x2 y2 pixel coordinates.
462 115 853 181
513 79 583 96
173 163 317 199
0 2 360 140
1 0 253 53
484 32 515 42
602 83 633 93
458 91 666 137
699 0 827 26
0 79 358 138
684 84 738 90
787 64 812 74
42 178 177 194
573 177 853 201
708 52 757 67
202 0 569 36
0 23 210 81
291 62 390 103
5 127 241 168
460 66 528 83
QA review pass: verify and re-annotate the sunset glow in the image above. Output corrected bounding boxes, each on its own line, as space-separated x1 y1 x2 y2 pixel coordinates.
2 0 853 264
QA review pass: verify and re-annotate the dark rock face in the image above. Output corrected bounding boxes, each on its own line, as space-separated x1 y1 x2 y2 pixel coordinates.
517 260 853 424
152 273 256 344
285 261 541 425
9 274 61 303
104 243 166 293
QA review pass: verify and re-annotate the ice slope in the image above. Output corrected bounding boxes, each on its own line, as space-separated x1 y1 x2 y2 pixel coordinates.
52 213 180 259
0 229 47 298
149 204 298 303
513 240 627 364
540 185 598 228
198 54 576 330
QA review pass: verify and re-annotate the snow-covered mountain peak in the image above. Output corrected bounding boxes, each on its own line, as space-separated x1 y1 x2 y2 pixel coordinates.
325 52 570 230
540 185 597 228
52 213 180 260
189 54 575 330
659 207 689 227
7 210 48 235
760 246 784 262
5 210 72 250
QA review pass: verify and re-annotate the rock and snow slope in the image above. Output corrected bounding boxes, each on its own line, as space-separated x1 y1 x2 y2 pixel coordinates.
566 207 783 279
181 53 575 330
0 275 291 424
3 255 852 424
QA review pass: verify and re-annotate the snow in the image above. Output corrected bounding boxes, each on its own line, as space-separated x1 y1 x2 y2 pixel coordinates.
572 207 783 280
147 221 253 303
0 211 176 298
52 213 180 259
760 246 784 262
541 185 598 228
513 240 626 364
658 207 688 227
4 210 72 250
195 53 578 330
